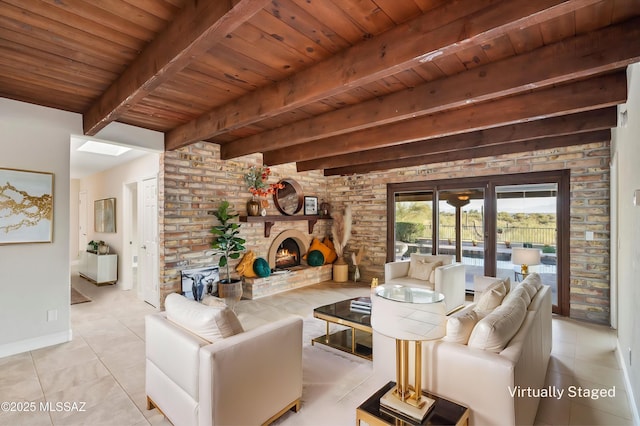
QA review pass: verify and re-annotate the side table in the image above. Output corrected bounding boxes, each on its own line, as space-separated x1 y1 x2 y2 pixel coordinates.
356 381 469 426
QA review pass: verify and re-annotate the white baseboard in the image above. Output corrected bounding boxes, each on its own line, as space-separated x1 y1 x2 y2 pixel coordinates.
0 330 72 358
617 340 640 425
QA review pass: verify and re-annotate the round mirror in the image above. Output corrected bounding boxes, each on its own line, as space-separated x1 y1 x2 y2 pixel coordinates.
273 179 303 215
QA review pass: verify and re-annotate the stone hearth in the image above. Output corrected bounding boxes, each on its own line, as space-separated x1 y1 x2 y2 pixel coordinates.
242 264 332 299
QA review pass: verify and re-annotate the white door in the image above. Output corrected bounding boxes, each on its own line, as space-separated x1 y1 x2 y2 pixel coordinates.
140 177 159 307
78 191 88 256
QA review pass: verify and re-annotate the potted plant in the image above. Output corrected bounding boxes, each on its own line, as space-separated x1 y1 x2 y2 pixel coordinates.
210 200 246 301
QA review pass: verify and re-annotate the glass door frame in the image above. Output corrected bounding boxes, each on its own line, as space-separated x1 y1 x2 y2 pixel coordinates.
387 170 570 316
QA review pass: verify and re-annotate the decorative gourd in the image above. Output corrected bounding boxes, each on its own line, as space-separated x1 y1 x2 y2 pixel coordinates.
253 257 271 277
307 250 325 267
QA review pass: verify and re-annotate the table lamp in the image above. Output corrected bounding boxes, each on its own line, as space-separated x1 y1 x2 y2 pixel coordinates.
371 284 446 421
511 247 541 275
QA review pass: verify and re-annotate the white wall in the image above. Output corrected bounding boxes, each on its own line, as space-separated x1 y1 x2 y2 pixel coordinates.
0 98 80 356
78 153 160 290
611 62 640 421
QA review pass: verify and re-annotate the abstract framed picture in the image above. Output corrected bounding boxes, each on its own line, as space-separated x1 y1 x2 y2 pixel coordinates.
0 167 54 244
94 197 116 233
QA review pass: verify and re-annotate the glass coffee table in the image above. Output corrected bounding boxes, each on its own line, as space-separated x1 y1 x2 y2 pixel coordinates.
312 297 373 360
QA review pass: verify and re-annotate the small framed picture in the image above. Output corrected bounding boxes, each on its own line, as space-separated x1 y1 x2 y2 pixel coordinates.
304 196 318 215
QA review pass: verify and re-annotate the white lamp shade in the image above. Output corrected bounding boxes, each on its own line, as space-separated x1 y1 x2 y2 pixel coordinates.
372 285 446 341
511 247 541 266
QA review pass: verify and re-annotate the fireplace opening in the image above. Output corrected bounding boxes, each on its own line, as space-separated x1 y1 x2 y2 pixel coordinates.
276 238 301 269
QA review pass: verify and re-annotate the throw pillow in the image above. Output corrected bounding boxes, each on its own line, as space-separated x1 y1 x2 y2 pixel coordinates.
521 281 538 299
473 280 507 315
443 309 480 344
307 250 325 266
408 258 442 281
467 296 527 353
165 293 244 343
236 251 257 277
253 257 271 277
304 238 336 264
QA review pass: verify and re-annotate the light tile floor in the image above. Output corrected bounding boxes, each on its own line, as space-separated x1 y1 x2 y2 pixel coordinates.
0 275 634 425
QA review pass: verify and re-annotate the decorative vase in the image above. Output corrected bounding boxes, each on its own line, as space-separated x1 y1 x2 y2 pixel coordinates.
333 259 348 283
247 198 260 216
353 265 360 283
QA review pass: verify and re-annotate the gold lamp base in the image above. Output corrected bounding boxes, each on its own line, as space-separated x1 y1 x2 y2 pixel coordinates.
380 385 435 421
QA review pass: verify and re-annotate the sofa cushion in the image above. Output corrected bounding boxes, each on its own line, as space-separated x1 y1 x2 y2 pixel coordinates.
165 293 244 343
408 257 442 281
443 309 480 344
522 272 542 291
387 276 435 290
502 285 531 307
468 296 528 352
474 280 507 315
521 281 538 299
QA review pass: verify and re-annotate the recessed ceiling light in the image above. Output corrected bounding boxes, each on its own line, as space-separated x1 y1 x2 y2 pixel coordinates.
77 140 131 156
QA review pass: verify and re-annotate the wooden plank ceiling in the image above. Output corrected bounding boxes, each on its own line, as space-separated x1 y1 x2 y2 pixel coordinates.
1 0 639 175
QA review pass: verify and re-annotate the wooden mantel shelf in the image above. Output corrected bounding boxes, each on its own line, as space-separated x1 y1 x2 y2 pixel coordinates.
240 215 331 237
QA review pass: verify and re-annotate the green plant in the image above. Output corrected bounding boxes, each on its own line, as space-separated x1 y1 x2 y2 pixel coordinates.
395 222 425 243
210 201 246 282
542 244 556 254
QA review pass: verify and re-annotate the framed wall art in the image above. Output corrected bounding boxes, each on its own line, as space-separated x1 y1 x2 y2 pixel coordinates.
0 167 54 244
94 197 116 233
304 196 318 215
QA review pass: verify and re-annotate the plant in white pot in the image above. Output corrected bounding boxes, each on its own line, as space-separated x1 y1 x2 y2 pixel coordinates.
331 205 351 282
210 200 246 301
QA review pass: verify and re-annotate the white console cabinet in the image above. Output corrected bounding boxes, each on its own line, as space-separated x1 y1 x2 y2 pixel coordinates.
80 252 118 285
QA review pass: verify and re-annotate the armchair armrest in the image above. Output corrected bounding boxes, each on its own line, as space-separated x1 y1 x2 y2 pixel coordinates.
434 263 465 314
384 260 410 281
198 315 303 426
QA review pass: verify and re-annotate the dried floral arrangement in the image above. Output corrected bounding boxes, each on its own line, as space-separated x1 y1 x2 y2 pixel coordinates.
331 205 352 264
243 166 284 197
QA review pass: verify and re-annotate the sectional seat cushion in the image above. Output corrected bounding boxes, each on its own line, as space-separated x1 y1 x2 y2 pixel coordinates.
165 293 244 343
444 309 480 344
468 296 528 353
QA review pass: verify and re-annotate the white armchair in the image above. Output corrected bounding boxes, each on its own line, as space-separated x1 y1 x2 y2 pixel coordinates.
384 253 465 314
145 294 303 426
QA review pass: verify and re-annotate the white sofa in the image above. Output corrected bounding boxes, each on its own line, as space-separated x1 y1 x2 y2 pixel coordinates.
373 273 552 426
384 254 465 314
146 294 303 426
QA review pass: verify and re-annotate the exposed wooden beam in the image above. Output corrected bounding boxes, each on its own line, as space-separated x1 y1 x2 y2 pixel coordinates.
83 0 269 136
222 17 640 160
263 72 627 165
297 108 618 171
324 130 611 176
167 0 598 150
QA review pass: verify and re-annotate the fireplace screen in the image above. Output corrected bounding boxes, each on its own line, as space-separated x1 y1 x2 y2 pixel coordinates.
276 238 301 269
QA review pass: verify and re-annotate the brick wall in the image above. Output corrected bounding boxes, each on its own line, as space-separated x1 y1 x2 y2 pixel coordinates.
160 141 611 324
159 142 329 306
325 142 611 324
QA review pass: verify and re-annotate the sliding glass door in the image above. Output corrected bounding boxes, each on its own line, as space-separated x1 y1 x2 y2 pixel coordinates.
495 183 559 306
388 171 569 315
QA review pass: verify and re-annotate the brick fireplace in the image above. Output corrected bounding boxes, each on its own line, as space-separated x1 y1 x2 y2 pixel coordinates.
242 229 332 299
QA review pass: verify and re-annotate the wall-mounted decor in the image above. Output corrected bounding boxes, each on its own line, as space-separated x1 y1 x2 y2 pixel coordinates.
304 196 318 215
94 197 116 233
0 167 53 244
273 179 303 215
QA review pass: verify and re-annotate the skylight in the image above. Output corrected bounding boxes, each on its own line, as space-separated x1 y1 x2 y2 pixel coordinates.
77 140 131 156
